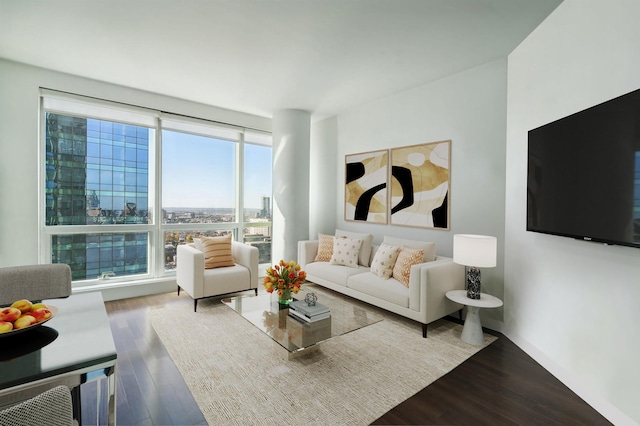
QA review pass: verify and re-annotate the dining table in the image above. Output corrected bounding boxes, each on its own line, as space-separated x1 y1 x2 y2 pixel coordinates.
0 291 117 425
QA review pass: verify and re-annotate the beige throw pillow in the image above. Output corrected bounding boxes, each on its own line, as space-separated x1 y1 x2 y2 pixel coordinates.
314 233 334 262
370 242 401 279
202 234 235 269
329 237 362 268
335 229 374 267
383 236 436 262
392 247 425 287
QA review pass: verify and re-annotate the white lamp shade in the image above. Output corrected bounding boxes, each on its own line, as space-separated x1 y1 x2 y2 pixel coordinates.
453 234 497 267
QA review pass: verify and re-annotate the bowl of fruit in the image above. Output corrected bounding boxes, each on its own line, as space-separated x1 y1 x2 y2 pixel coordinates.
0 299 58 336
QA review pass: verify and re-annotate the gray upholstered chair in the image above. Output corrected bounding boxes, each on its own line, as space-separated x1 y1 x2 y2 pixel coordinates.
0 263 72 306
0 385 74 426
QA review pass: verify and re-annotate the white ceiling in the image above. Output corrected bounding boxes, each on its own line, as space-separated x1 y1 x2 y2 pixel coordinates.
0 0 561 121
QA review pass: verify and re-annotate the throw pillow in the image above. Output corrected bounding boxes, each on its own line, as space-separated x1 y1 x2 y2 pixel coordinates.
392 247 425 287
329 237 362 268
370 242 401 279
314 233 334 262
193 238 204 252
201 234 235 269
335 229 374 267
383 236 436 262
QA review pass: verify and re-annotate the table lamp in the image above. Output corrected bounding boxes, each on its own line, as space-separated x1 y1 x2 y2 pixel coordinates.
453 234 497 299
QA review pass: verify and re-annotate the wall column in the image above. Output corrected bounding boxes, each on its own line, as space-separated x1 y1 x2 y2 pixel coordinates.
272 109 310 261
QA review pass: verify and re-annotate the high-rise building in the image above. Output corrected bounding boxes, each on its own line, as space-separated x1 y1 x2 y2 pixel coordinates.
45 113 150 280
260 195 271 218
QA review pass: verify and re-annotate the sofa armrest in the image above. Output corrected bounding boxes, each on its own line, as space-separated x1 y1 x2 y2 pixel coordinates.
297 240 319 268
409 256 465 319
232 241 259 289
177 244 205 299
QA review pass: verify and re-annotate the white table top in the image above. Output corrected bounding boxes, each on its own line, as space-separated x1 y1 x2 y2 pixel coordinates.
446 289 503 309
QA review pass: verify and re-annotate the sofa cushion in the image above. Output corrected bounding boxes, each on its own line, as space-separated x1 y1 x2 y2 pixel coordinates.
305 262 366 287
202 234 235 269
335 229 373 267
347 272 410 308
392 247 424 287
370 242 401 279
314 233 334 262
330 237 362 268
383 236 436 262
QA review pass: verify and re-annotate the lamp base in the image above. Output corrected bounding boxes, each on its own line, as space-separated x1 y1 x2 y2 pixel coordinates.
466 267 481 299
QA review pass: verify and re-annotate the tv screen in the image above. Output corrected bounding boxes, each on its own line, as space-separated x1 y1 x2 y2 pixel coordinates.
527 88 640 248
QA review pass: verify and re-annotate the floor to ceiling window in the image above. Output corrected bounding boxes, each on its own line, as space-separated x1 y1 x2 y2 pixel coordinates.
243 135 273 264
41 90 272 287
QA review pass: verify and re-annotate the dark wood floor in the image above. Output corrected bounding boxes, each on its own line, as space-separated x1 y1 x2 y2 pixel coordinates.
80 291 611 425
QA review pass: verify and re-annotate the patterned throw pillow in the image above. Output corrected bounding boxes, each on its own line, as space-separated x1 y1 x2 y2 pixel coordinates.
329 237 362 268
314 233 334 262
202 234 235 269
370 242 401 279
335 229 374 266
392 247 425 287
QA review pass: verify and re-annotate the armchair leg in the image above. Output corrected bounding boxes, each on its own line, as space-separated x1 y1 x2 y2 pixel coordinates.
194 299 198 312
177 285 181 296
422 323 427 338
254 288 258 296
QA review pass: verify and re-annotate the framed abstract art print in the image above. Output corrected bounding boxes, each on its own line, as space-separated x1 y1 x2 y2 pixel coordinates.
344 149 388 224
389 140 450 229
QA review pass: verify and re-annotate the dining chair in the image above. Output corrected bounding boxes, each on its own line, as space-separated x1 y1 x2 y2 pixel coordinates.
0 385 74 426
0 263 72 306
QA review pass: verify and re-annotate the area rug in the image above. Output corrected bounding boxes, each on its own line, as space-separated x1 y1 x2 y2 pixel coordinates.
149 289 497 425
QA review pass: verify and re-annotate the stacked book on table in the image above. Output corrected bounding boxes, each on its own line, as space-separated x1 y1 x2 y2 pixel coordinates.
288 300 330 323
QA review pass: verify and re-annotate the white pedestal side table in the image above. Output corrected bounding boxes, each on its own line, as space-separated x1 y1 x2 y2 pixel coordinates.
446 289 503 345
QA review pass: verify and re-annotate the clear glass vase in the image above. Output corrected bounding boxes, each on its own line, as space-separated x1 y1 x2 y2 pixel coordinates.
278 287 292 305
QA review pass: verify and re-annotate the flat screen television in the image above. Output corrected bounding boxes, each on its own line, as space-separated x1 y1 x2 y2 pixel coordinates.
527 88 640 249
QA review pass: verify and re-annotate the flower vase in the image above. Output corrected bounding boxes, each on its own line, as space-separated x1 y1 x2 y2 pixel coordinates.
278 288 293 306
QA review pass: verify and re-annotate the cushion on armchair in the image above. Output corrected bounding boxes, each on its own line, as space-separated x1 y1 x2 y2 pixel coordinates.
202 234 235 269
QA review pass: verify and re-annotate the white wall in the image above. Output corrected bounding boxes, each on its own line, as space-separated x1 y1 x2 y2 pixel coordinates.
506 1 640 424
311 59 508 326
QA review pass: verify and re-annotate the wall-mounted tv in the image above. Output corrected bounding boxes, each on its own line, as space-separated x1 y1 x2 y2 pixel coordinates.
527 88 640 249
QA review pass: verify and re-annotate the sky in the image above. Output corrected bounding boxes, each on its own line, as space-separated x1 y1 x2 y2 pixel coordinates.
161 130 272 210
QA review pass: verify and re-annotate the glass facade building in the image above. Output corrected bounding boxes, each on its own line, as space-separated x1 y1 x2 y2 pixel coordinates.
45 112 150 280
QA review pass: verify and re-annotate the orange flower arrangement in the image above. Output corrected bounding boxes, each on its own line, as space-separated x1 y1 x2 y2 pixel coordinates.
263 260 307 305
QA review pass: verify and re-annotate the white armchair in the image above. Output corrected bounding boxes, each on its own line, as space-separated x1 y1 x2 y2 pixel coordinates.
176 241 259 311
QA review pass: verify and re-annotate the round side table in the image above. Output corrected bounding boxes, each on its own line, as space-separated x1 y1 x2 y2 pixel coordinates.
446 289 503 345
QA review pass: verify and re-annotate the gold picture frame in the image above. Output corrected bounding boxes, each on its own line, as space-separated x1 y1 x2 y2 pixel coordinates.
344 149 388 224
390 140 450 229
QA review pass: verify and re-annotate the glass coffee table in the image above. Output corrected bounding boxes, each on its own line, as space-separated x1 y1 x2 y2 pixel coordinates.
222 283 383 359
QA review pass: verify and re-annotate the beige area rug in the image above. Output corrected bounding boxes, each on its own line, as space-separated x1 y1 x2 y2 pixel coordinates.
149 288 497 425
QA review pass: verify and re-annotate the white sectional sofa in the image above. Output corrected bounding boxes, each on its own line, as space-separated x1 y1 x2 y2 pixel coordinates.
298 233 465 337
